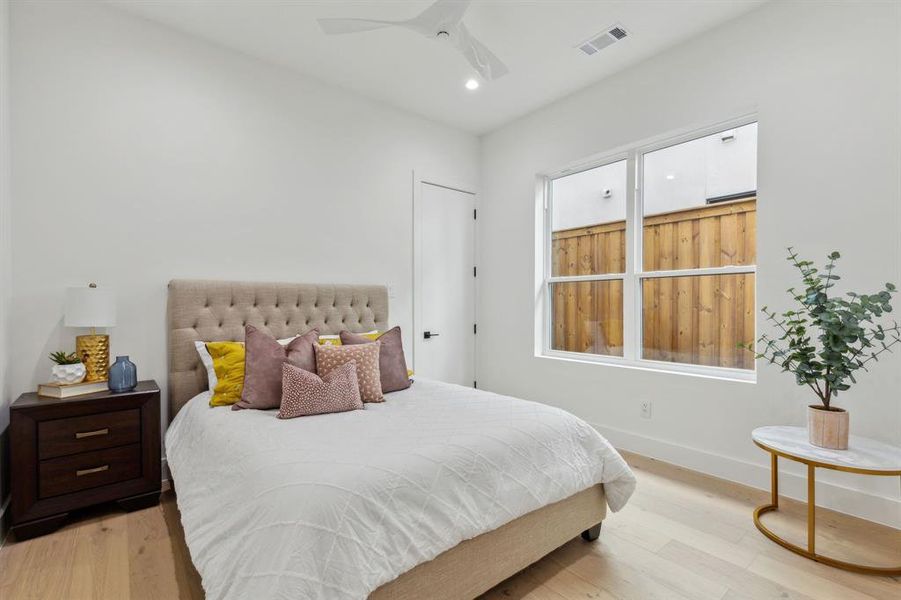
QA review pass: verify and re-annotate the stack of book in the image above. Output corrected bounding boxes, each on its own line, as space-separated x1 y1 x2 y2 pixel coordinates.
37 380 109 399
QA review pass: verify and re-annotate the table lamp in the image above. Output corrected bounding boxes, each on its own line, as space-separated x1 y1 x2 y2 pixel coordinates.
65 283 116 382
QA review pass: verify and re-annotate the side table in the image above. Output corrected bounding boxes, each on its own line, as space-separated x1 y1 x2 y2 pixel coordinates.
751 425 901 576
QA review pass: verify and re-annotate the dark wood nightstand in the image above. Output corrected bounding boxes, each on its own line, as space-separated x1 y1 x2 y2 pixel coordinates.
10 380 161 540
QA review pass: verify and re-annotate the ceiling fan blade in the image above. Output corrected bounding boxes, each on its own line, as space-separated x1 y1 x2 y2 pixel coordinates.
317 18 397 35
454 23 509 80
408 0 472 34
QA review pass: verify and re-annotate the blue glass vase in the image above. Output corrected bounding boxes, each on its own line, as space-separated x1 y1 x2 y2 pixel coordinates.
109 355 137 393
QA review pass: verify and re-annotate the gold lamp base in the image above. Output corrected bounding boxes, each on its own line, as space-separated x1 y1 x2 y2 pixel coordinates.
76 334 110 382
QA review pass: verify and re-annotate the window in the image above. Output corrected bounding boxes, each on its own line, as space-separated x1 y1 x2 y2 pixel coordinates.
541 119 757 379
550 160 626 357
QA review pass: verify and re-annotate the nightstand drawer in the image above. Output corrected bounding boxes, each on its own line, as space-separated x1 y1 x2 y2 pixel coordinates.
38 409 140 459
39 444 142 498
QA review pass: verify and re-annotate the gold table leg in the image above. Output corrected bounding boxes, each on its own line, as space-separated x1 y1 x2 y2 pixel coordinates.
752 450 901 576
771 453 778 508
807 464 815 555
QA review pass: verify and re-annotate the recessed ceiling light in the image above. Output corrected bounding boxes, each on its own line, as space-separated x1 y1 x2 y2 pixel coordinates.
465 78 480 91
665 174 676 180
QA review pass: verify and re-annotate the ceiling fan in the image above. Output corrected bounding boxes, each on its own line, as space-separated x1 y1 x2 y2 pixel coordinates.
318 0 509 81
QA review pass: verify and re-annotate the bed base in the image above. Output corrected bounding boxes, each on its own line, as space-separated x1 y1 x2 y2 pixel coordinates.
369 484 607 600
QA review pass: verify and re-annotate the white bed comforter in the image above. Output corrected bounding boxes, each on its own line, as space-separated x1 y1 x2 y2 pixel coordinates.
166 378 636 600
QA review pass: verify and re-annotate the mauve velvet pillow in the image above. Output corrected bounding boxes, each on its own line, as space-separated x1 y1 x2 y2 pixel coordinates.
340 326 411 393
234 325 319 410
278 362 363 419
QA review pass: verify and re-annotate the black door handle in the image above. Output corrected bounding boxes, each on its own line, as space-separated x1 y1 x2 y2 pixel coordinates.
424 331 440 339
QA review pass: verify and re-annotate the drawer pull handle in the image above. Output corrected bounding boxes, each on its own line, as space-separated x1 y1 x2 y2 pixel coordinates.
75 428 109 439
76 465 110 477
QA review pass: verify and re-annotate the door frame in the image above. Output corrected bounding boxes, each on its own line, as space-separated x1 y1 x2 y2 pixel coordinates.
411 172 478 384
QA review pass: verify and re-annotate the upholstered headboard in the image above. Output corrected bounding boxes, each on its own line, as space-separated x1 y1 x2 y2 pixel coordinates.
167 280 388 419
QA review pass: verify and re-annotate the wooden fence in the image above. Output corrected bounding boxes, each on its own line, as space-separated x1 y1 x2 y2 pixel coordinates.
551 198 756 369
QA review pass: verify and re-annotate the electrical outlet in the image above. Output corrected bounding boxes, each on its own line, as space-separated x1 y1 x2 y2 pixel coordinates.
386 284 397 299
640 400 652 419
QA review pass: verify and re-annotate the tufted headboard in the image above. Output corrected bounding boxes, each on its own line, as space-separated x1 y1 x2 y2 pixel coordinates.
167 279 388 420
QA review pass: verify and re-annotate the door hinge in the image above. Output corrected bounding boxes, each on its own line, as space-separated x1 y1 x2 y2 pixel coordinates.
473 323 477 334
473 208 477 220
473 266 477 277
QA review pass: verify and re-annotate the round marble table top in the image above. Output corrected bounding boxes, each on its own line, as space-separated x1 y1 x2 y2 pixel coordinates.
752 426 901 474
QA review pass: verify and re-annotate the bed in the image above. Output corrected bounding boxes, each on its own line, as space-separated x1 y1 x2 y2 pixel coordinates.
166 279 636 600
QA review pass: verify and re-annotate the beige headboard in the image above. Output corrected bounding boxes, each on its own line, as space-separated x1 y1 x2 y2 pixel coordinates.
167 279 388 419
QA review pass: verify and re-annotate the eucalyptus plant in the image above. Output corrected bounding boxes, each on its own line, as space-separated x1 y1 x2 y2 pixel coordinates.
747 248 900 410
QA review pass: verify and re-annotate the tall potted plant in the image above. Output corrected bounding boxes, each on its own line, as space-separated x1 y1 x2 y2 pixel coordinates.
748 249 900 449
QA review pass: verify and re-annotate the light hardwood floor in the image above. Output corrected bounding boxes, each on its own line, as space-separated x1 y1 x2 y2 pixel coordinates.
1 451 898 599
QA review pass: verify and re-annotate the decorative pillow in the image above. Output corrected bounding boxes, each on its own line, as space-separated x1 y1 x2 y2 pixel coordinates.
206 342 246 407
340 326 411 393
194 340 219 392
235 326 320 410
278 362 363 419
315 342 383 403
194 335 297 393
318 330 378 346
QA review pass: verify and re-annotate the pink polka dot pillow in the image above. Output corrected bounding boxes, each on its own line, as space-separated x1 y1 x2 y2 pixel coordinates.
278 362 363 419
314 342 384 403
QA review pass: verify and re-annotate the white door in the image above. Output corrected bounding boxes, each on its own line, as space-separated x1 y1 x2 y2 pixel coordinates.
414 182 476 386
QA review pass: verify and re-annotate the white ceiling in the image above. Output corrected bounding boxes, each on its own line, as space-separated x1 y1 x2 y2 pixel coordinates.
106 0 766 134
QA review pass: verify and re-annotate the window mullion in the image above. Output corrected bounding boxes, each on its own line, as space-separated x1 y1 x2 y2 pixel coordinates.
548 274 625 283
622 153 639 362
639 265 757 279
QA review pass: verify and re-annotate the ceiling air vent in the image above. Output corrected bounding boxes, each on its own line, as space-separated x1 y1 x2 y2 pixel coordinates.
608 26 627 40
577 24 629 56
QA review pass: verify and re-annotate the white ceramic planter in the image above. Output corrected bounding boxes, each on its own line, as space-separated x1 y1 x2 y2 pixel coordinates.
807 405 849 450
51 363 87 385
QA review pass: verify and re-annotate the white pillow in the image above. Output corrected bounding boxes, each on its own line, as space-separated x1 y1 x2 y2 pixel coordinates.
194 336 297 392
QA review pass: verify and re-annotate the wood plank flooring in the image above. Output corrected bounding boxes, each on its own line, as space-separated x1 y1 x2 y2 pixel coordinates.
0 451 897 599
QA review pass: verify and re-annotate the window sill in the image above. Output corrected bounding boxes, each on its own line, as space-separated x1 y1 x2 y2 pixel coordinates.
536 350 757 384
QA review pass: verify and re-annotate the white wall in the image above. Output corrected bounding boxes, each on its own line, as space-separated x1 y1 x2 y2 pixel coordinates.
551 160 627 230
9 1 478 431
0 0 11 531
479 1 901 526
643 121 757 214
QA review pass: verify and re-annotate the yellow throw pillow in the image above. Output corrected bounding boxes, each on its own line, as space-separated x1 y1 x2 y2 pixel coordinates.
317 334 342 346
318 330 379 346
206 342 245 407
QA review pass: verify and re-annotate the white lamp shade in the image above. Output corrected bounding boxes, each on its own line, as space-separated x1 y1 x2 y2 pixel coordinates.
65 286 117 328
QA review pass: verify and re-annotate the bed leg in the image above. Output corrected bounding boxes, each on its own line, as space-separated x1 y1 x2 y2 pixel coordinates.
581 522 602 542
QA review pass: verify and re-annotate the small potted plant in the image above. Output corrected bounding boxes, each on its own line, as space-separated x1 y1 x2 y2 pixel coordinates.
49 351 86 385
747 249 900 449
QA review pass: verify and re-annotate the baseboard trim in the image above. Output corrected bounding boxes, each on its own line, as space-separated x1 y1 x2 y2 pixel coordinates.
593 422 901 529
0 495 10 550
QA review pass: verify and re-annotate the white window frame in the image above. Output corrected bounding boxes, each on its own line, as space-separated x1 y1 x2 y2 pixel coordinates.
536 115 758 382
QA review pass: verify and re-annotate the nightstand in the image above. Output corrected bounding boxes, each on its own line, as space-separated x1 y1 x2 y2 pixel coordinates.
10 380 161 540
